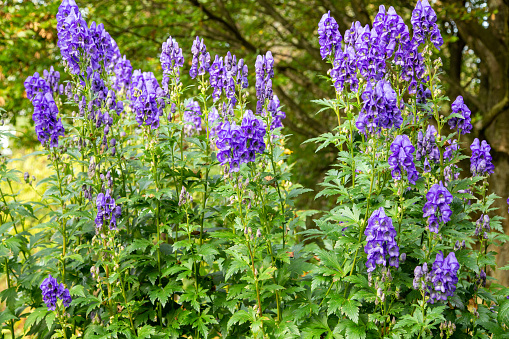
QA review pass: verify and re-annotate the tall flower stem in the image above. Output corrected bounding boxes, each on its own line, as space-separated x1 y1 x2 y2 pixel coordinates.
53 149 67 284
5 257 16 339
151 134 163 327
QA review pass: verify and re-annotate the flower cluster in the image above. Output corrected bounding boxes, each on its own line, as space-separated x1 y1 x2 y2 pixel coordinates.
190 36 211 79
95 189 121 230
209 52 245 106
208 107 220 140
56 0 93 74
267 95 286 130
130 70 165 129
364 207 399 273
331 46 358 91
427 251 459 303
448 96 472 134
183 100 202 136
255 52 275 114
474 214 490 238
113 55 133 92
88 21 119 72
356 80 403 134
470 138 495 176
24 72 51 100
423 182 453 233
43 66 62 94
317 11 341 59
411 0 443 49
216 110 266 172
416 125 440 171
40 274 72 311
161 36 184 89
372 6 410 59
29 86 65 148
388 135 419 184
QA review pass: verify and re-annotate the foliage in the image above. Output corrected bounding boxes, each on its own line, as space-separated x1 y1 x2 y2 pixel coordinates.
1 1 509 339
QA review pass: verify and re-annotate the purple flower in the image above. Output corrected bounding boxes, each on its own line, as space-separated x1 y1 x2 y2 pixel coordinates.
161 36 184 90
130 70 165 129
40 274 72 311
56 0 93 74
388 135 419 185
24 72 51 101
255 51 275 114
43 66 61 95
474 214 490 238
470 138 494 176
31 92 65 147
448 96 472 135
318 11 342 59
208 107 220 140
394 40 426 92
443 140 458 162
416 125 440 171
423 182 453 233
427 251 460 304
356 80 402 134
372 6 410 58
267 95 286 130
184 100 202 136
95 189 121 230
113 55 132 92
88 21 118 71
331 45 358 92
364 207 399 273
411 0 443 49
190 36 211 79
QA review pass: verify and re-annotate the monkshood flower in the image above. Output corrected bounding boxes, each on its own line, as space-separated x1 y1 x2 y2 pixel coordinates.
364 207 399 273
413 263 429 290
388 135 419 185
40 274 72 311
209 55 225 102
24 72 51 100
357 80 402 134
443 140 458 162
470 138 495 176
416 125 440 171
208 107 220 140
236 58 249 89
416 82 432 105
394 40 426 90
184 100 202 136
161 36 184 90
331 45 358 92
56 0 93 74
448 96 472 134
113 55 132 92
95 189 121 230
32 92 65 147
130 70 165 129
255 51 275 114
372 6 410 58
190 36 211 79
88 21 118 71
411 0 443 49
427 251 460 304
474 214 490 238
267 95 286 130
318 11 342 59
423 182 453 233
354 25 386 82
43 66 61 94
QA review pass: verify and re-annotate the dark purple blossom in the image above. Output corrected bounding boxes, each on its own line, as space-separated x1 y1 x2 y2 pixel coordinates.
364 207 399 273
356 80 402 134
427 251 460 303
372 6 410 58
208 107 220 140
255 51 275 114
88 21 118 71
190 36 211 79
43 66 61 94
31 92 65 147
416 125 440 171
130 70 165 129
161 36 184 90
411 0 443 49
209 55 225 102
40 274 72 311
184 100 202 136
113 55 132 92
318 11 342 59
267 95 286 130
95 189 121 230
388 135 419 184
448 96 472 135
331 45 359 92
24 72 51 100
423 182 453 233
470 138 495 176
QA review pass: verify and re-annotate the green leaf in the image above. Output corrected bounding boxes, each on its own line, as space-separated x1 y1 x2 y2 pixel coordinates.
24 307 49 331
227 310 253 330
45 311 56 330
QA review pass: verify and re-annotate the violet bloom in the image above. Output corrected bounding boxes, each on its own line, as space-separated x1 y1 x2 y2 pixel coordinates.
184 100 202 136
190 36 211 79
267 94 286 130
416 125 440 172
356 80 402 134
56 0 93 74
24 72 51 100
31 92 65 147
423 182 453 233
411 0 443 49
331 45 358 92
160 36 184 90
208 107 220 140
43 66 61 94
40 274 72 311
113 55 133 92
427 251 460 304
394 40 426 93
470 138 495 176
130 70 165 129
448 96 472 135
88 21 118 71
209 55 225 102
443 140 458 162
318 11 342 59
255 51 275 114
388 135 419 184
364 207 399 273
95 189 121 230
372 6 410 58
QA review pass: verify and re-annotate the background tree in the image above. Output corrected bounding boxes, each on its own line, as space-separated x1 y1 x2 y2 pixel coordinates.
1 0 508 283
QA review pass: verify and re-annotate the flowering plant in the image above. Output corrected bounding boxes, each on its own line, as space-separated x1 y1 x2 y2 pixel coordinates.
1 0 509 338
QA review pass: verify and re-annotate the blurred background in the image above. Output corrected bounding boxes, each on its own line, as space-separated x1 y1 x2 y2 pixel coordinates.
0 0 508 283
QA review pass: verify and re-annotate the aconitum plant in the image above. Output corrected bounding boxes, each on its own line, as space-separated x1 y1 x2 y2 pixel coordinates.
4 1 508 339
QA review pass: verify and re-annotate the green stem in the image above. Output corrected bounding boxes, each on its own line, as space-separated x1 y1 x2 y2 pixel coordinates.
5 257 16 339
